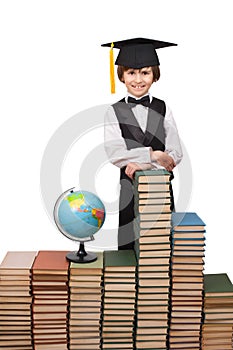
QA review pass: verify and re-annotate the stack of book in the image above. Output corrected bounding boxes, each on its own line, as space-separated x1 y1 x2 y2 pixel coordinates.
0 251 37 349
69 252 103 350
102 250 136 350
133 170 172 350
202 273 233 349
32 251 69 350
169 212 206 349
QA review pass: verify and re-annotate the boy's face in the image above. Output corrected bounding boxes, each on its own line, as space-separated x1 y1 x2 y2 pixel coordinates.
123 67 154 98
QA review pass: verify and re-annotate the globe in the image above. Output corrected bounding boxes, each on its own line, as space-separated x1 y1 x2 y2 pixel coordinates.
54 188 106 263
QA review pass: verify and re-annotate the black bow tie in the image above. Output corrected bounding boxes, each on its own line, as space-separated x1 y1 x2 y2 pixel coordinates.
128 95 151 107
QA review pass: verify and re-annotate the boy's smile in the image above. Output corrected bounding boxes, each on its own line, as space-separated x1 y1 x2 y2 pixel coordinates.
123 67 154 98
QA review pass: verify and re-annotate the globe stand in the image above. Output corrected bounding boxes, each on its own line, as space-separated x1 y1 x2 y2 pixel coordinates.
66 242 97 263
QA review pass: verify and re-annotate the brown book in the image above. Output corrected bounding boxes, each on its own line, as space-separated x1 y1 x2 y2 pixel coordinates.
70 275 102 282
32 251 69 275
137 182 170 192
138 278 170 287
139 235 170 244
138 220 171 229
137 319 168 327
137 293 169 301
172 282 203 290
139 250 171 258
139 257 170 265
70 300 101 308
138 286 169 294
69 281 101 288
138 212 171 221
138 203 171 213
172 269 203 277
138 265 170 272
0 251 37 275
172 289 203 296
172 276 203 283
136 327 168 335
139 271 169 278
174 245 205 251
137 227 171 237
137 299 169 306
139 197 171 205
139 243 170 251
172 250 205 257
33 305 68 313
172 263 204 271
32 274 68 281
173 231 205 239
138 305 169 313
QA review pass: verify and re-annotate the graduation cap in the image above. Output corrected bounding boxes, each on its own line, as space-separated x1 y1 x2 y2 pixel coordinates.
101 37 177 93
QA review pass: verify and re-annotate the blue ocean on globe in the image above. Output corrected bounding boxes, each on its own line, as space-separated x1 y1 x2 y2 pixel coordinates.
57 190 105 240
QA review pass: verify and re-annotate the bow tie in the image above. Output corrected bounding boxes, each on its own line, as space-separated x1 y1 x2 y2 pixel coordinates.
128 95 151 107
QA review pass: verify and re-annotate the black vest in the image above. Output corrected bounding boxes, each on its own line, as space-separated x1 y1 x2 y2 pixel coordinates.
112 97 166 180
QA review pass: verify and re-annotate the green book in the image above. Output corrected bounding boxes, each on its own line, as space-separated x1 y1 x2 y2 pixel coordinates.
204 273 233 296
104 250 136 268
70 252 103 271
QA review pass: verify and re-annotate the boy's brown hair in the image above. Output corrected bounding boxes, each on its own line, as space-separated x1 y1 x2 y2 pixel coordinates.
117 65 160 83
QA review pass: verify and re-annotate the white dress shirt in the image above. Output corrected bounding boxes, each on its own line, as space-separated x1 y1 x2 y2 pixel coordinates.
104 93 183 169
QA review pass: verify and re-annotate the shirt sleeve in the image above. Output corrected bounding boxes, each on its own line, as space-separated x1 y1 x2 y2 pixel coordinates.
104 105 151 168
164 105 183 165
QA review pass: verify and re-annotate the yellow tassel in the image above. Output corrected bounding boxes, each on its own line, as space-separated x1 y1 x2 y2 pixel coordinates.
110 42 115 94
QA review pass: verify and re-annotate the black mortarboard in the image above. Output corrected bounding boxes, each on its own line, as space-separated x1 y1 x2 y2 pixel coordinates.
101 37 177 93
101 37 177 68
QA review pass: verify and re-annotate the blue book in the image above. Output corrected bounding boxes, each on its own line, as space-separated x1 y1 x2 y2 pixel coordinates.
172 212 206 230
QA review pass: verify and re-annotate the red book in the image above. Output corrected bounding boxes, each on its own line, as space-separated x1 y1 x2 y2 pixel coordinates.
32 251 69 275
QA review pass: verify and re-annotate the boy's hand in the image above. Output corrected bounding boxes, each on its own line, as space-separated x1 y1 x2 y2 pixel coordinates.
125 162 152 180
150 150 176 172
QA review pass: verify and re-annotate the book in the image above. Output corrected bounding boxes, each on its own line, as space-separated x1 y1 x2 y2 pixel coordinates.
69 252 103 350
134 169 172 183
0 251 37 275
137 212 172 222
202 323 233 350
172 212 206 230
0 251 37 350
204 273 233 297
32 251 69 350
32 251 69 275
138 203 171 213
168 213 205 349
102 250 136 349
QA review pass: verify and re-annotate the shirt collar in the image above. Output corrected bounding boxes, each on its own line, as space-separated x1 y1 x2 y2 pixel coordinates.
125 92 152 103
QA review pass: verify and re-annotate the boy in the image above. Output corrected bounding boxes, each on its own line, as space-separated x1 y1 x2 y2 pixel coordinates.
103 38 183 250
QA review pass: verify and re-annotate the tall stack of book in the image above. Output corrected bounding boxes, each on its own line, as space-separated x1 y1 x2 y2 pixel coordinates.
133 170 172 350
102 250 137 350
0 251 37 350
31 250 69 350
202 273 233 349
69 252 103 350
169 212 206 349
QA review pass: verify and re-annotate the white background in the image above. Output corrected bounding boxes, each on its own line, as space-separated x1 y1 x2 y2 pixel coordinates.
0 1 232 280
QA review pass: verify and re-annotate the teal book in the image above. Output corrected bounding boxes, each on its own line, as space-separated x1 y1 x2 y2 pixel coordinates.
172 212 206 230
134 169 172 184
204 273 233 296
